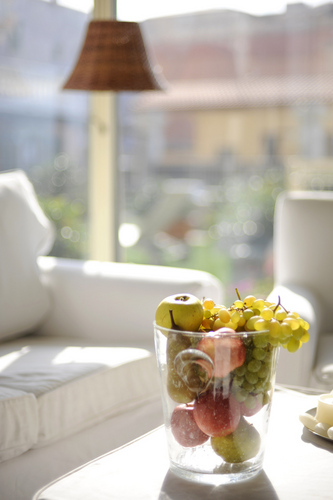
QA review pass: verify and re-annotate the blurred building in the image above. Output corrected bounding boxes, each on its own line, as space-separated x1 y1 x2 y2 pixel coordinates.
131 3 333 190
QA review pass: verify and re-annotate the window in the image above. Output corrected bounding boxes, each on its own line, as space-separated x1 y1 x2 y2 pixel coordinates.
1 1 332 304
117 1 333 303
0 0 91 258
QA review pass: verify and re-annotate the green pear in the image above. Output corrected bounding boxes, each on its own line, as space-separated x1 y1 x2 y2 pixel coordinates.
155 293 204 333
211 416 261 463
167 331 197 403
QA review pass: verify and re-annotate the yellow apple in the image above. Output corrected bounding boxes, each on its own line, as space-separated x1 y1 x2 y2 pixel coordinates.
155 293 204 333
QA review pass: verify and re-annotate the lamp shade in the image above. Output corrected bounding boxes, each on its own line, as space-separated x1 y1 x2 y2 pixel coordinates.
63 20 164 91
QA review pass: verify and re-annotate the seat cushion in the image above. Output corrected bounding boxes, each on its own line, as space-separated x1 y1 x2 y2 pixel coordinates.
0 336 160 450
0 170 55 341
0 386 38 463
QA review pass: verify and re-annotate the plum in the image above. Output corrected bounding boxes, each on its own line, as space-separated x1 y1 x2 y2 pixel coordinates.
193 389 241 437
170 404 209 447
197 330 246 378
239 393 264 417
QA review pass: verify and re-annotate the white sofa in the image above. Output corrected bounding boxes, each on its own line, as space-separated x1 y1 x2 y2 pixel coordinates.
0 170 224 500
268 190 333 390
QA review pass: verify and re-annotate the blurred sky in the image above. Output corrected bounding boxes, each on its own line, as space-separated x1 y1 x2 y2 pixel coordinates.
56 0 330 19
117 0 330 21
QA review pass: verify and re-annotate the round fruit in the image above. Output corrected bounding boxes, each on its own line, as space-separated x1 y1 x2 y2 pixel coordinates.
167 374 197 404
197 329 246 378
167 332 197 403
211 416 261 463
170 404 209 447
155 293 204 333
193 390 241 437
239 393 263 417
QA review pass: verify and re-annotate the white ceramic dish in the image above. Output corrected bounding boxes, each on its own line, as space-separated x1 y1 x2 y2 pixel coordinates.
302 408 333 442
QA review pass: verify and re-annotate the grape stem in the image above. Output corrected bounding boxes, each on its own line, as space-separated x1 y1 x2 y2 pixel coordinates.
273 295 289 314
235 288 242 301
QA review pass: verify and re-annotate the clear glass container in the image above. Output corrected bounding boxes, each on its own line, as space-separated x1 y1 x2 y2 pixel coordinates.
154 323 279 485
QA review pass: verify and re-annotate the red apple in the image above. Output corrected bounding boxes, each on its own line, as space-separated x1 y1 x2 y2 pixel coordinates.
197 329 246 378
193 390 241 437
171 404 209 447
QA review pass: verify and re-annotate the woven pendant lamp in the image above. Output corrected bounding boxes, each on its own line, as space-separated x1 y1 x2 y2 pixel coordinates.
63 19 164 91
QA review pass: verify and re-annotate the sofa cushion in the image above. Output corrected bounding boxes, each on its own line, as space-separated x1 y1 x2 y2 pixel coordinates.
0 170 55 341
0 336 160 448
0 386 38 463
313 333 333 386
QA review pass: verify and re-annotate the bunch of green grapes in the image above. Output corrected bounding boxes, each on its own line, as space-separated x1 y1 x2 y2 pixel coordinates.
201 292 310 353
200 293 310 410
231 333 274 409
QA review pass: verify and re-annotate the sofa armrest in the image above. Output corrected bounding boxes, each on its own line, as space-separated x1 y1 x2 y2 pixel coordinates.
267 284 322 387
37 257 224 349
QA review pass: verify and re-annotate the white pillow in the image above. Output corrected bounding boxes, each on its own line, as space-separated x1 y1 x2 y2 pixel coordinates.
0 170 55 341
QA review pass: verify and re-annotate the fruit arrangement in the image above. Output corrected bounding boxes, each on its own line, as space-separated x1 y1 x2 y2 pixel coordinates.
155 291 310 465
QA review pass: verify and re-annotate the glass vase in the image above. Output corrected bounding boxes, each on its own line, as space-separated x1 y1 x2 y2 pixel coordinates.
154 323 279 485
